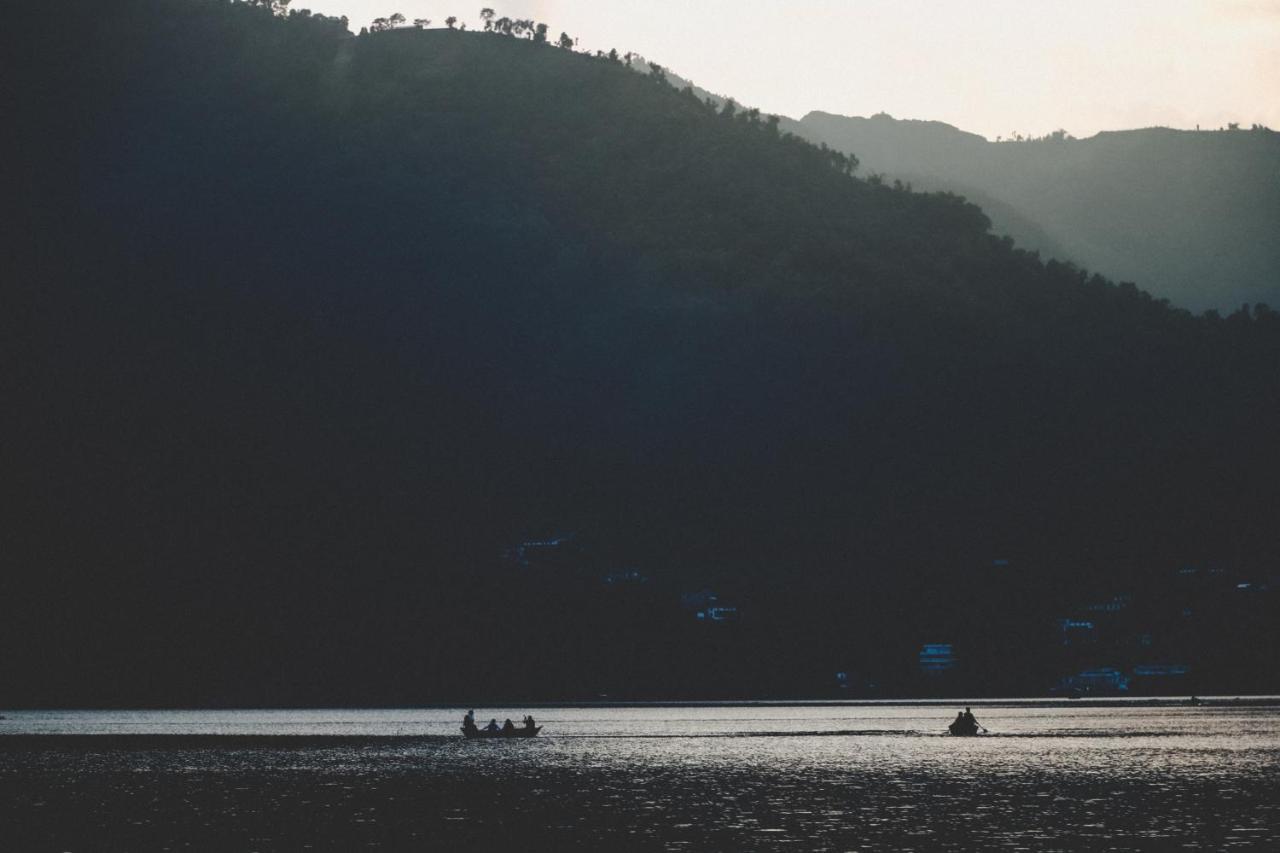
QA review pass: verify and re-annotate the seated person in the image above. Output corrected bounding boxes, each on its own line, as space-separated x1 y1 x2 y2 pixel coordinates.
485 718 500 733
502 718 516 734
949 711 977 735
523 714 537 730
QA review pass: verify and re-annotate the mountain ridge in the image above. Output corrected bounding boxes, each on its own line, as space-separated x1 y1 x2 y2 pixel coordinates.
3 0 1278 703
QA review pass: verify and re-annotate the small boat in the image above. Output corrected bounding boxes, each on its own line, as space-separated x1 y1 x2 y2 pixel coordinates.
462 725 542 739
947 721 982 737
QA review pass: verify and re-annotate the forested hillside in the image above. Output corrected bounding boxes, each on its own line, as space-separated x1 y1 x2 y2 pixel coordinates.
796 111 1280 311
4 0 1278 704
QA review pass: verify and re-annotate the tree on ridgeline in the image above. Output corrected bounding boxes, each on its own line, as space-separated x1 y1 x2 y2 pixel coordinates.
557 31 573 49
445 15 457 28
370 12 406 31
480 7 495 30
533 22 548 44
413 17 431 27
648 62 666 84
249 0 291 15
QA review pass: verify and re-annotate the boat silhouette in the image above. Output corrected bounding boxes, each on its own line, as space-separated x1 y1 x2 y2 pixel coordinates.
462 725 542 739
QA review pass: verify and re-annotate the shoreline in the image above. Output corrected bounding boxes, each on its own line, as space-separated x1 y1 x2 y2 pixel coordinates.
3 695 1278 715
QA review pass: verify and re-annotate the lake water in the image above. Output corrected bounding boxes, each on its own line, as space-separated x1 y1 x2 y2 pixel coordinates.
3 702 1279 850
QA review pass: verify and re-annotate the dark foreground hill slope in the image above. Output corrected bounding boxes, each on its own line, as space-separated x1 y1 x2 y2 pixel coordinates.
797 111 1280 312
4 0 1279 703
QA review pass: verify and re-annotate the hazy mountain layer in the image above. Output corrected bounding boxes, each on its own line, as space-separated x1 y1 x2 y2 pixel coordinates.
796 112 1280 312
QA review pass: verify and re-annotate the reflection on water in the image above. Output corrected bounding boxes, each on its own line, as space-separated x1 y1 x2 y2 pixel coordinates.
3 704 1279 850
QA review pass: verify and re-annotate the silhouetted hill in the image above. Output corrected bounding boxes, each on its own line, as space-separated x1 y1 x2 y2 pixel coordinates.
4 0 1278 704
796 111 1280 311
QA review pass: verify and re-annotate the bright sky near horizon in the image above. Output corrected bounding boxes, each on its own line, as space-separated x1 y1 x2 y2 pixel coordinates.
293 0 1279 139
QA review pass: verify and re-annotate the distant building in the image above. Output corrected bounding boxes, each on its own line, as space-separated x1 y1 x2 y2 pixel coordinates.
1130 664 1190 693
1055 666 1130 695
918 643 956 674
505 533 575 568
681 589 739 622
1057 618 1096 645
703 605 739 622
1132 664 1189 678
1175 565 1227 584
1085 595 1131 614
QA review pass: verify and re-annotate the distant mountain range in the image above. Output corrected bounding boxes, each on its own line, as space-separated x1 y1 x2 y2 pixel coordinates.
639 58 1279 312
791 113 1280 312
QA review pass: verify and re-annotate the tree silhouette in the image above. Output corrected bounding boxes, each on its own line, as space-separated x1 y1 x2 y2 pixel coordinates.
370 13 406 31
413 17 431 28
480 7 495 31
445 15 457 28
557 31 573 49
250 0 291 15
533 23 548 44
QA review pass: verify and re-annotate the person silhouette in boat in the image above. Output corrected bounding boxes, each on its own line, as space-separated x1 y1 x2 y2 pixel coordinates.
485 718 501 733
502 718 516 734
463 710 477 734
523 714 537 731
949 708 981 735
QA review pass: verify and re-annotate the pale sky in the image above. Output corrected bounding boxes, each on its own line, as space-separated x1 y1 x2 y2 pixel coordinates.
294 0 1280 139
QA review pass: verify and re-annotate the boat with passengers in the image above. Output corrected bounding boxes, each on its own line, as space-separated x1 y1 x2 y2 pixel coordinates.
461 711 541 738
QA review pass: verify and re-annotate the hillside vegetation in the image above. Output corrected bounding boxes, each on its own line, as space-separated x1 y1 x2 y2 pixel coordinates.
4 0 1278 703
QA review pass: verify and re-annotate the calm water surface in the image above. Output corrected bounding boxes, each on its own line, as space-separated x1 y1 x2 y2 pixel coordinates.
3 703 1279 850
